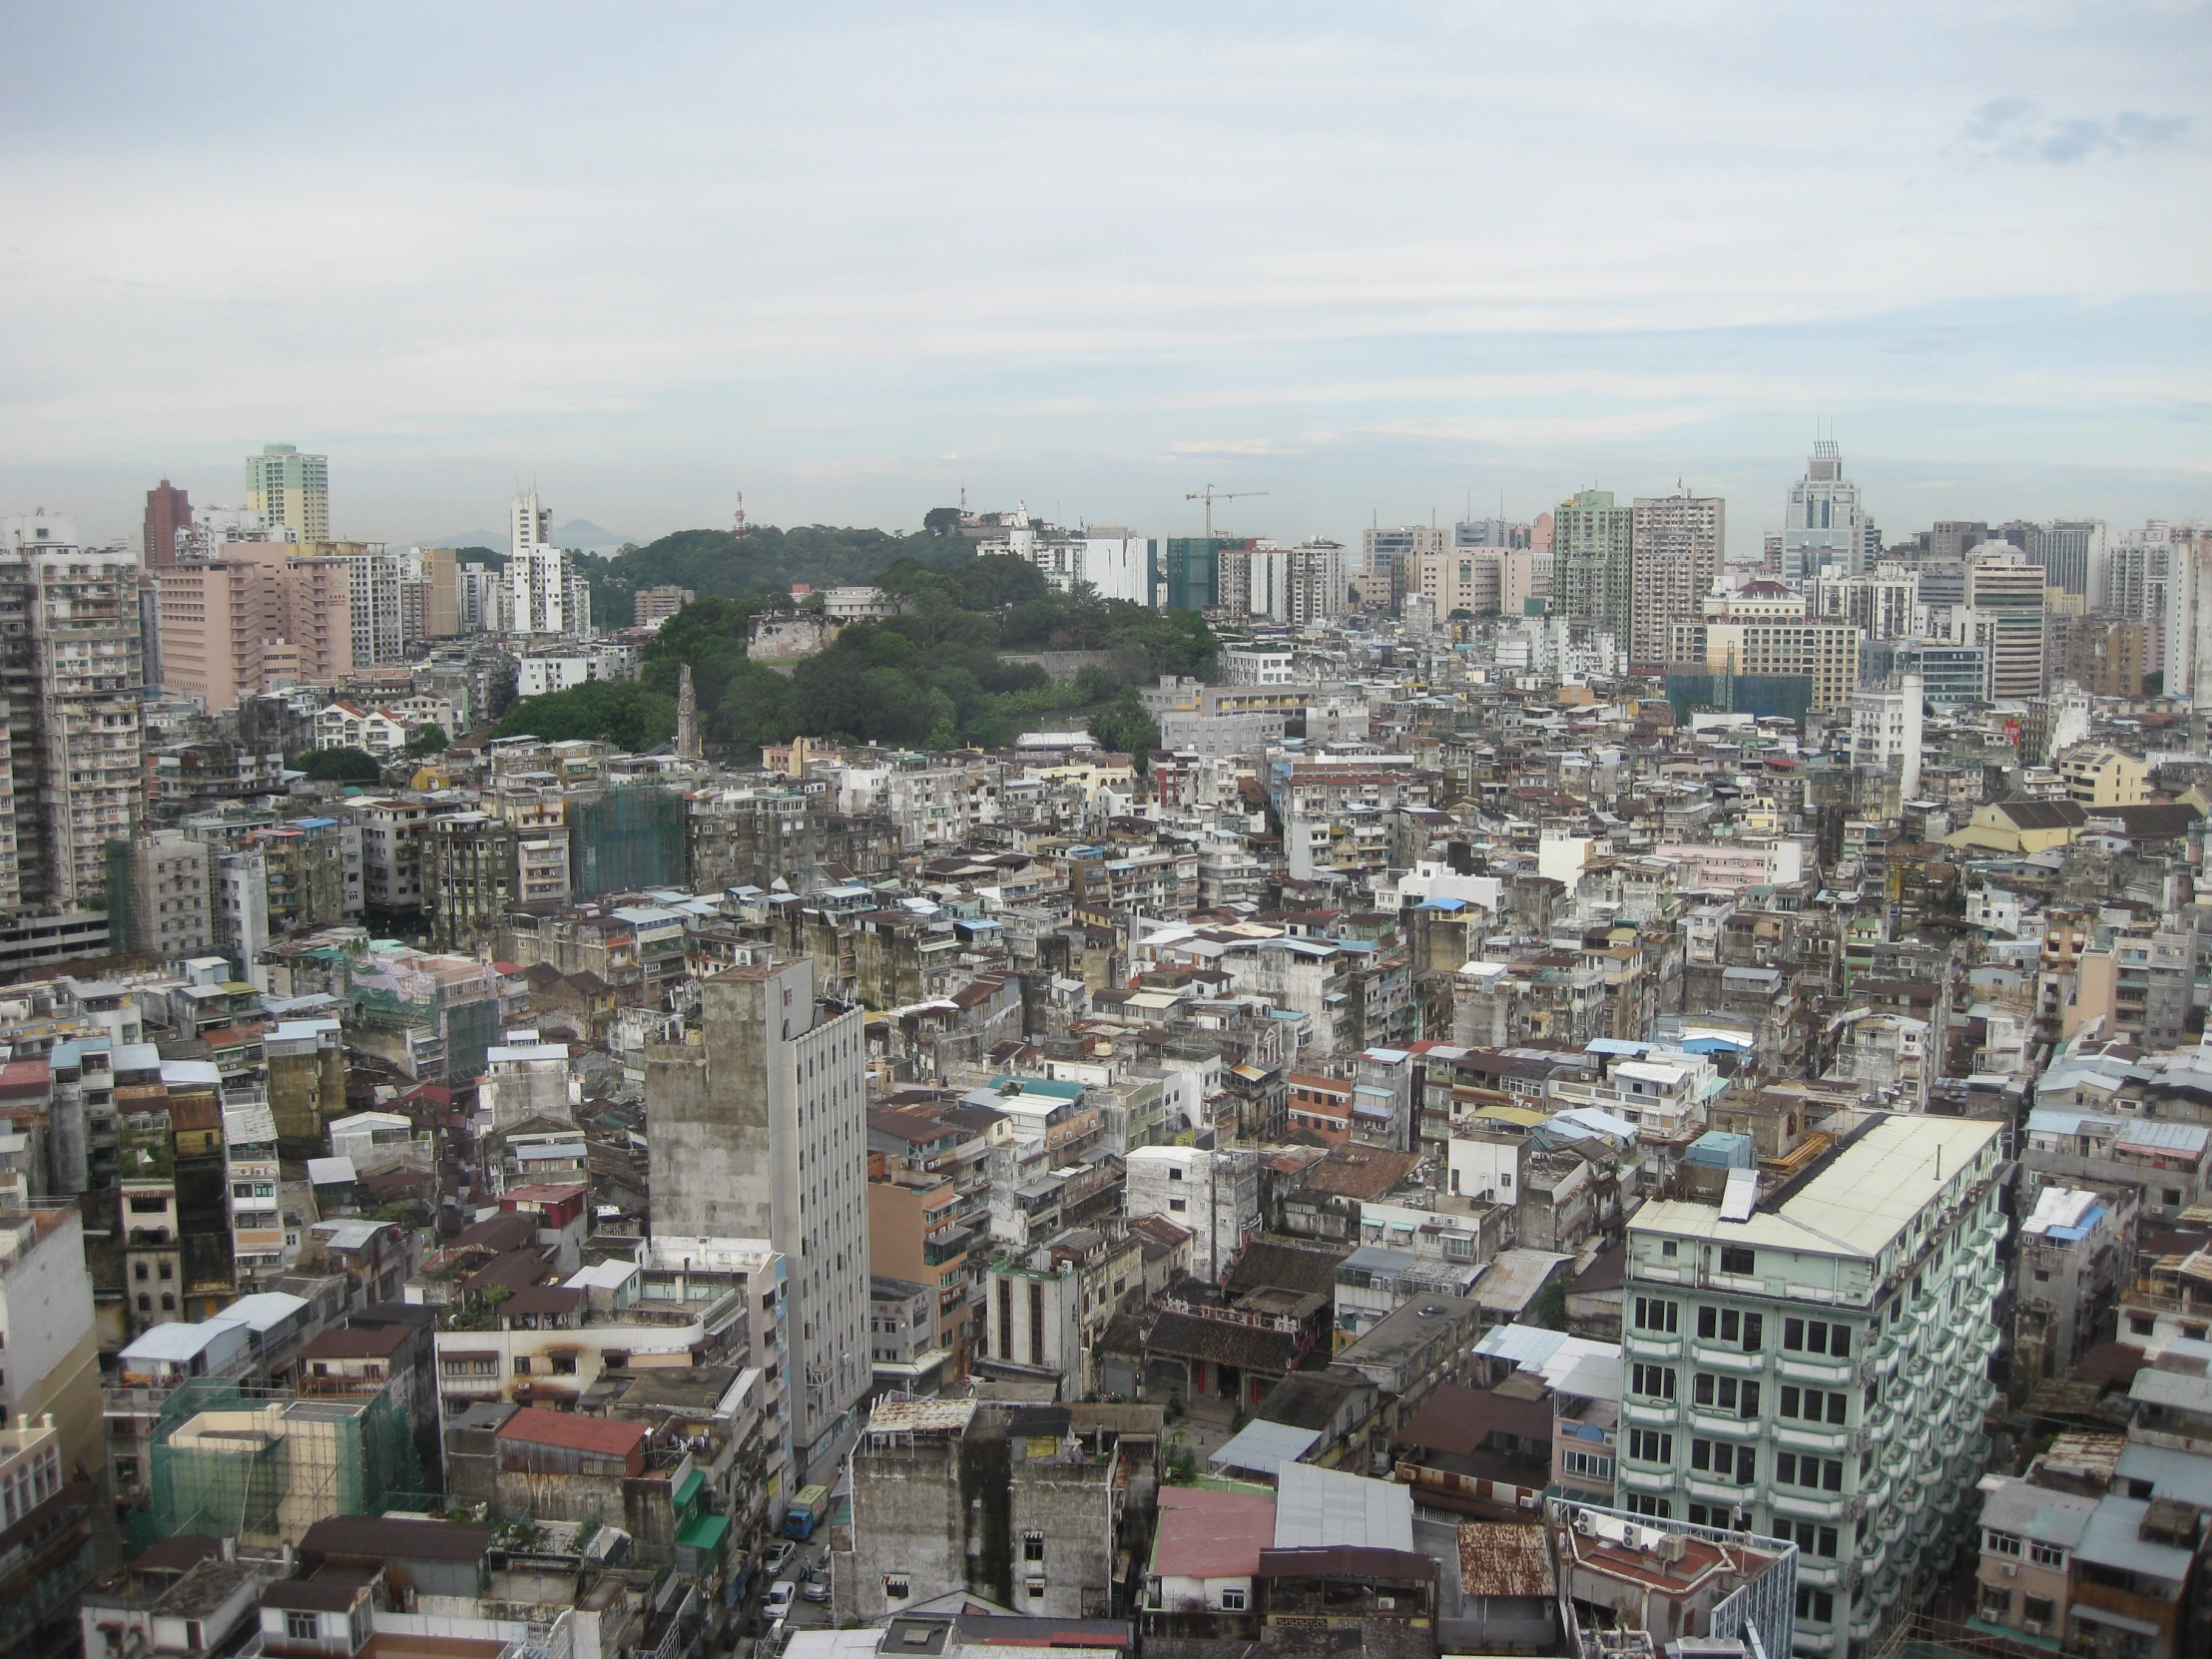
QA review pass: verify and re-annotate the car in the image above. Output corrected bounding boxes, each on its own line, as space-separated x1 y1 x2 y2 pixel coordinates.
765 1581 798 1618
803 1579 830 1604
765 1542 796 1576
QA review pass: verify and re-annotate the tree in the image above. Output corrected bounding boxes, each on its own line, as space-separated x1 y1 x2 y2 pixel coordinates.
494 680 678 752
288 747 382 783
1088 688 1160 768
404 723 449 757
1533 1277 1569 1332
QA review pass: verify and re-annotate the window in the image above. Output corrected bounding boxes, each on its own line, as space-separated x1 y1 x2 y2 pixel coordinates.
1167 1197 1186 1213
1024 1534 1044 1562
2130 1315 2156 1337
513 1357 532 1376
1690 1439 1755 1484
1978 1584 2011 1618
285 1613 317 1643
1219 1589 1246 1611
1661 1241 1678 1259
133 1263 147 1282
1625 1494 1672 1519
2028 1541 2063 1568
1027 1584 1044 1601
1633 1297 1679 1334
1562 1450 1613 1478
160 1294 175 1312
1776 1520 1838 1556
884 1576 910 1600
1783 1319 1850 1357
2021 1596 2055 1626
1631 1364 1677 1399
1628 1429 1673 1463
2165 1189 2183 1207
1719 1247 1755 1276
1984 1529 2021 1557
550 1354 577 1376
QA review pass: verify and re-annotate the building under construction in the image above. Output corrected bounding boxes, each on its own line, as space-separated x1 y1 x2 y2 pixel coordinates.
567 787 686 899
138 1378 419 1547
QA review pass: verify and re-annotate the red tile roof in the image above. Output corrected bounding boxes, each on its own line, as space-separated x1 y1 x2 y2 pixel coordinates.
495 1407 645 1456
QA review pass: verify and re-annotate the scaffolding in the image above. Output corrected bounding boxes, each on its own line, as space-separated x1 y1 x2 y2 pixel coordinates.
568 787 686 899
138 1378 420 1547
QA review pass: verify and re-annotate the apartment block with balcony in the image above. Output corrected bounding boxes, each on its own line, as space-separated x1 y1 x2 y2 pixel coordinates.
1617 1114 2006 1659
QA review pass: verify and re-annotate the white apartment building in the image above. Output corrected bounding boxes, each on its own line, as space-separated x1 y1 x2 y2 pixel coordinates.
509 491 592 638
975 510 1155 605
353 798 430 915
335 544 406 666
0 525 147 910
1630 492 1726 671
516 645 636 698
1124 1146 1259 1284
1619 1115 2005 1658
1849 672 1924 798
1811 563 1919 641
313 703 409 755
0 1206 103 1481
1222 647 1297 685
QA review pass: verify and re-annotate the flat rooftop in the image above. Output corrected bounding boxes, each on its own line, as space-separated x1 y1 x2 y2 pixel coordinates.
1629 1113 2001 1261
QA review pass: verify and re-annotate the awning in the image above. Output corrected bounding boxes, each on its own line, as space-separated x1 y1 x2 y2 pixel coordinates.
675 1512 731 1551
2070 1605 2161 1639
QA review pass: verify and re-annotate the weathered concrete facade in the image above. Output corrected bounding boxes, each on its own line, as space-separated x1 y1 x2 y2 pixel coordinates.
645 956 869 1481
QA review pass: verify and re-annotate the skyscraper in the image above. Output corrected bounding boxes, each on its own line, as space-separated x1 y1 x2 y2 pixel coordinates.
244 444 329 543
2038 519 2103 598
1553 489 1635 649
0 516 145 913
143 480 192 570
1629 491 1726 672
509 491 590 637
646 955 870 1480
1781 440 1867 584
1965 545 2048 701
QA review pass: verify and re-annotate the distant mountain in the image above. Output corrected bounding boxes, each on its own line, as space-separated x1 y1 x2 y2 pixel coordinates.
552 518 632 552
426 518 634 554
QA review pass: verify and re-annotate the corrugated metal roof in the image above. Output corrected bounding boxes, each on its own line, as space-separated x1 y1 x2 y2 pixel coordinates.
1206 1418 1322 1477
2073 1494 2197 1581
1273 1462 1413 1552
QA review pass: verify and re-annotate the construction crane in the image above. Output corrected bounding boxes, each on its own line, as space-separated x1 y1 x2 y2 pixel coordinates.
1185 483 1267 542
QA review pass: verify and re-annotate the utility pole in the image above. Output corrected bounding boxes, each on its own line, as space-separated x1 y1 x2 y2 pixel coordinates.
1186 484 1266 542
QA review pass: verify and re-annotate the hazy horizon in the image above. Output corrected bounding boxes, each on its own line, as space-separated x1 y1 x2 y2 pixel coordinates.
5 3 2206 558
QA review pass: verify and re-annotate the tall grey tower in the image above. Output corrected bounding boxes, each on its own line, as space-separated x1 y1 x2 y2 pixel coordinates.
645 956 869 1480
1782 438 1867 584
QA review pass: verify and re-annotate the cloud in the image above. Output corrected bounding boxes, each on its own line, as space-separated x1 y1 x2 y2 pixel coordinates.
1168 438 1285 456
1960 97 2189 164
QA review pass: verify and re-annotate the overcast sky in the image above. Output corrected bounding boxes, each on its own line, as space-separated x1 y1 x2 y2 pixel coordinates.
3 2 2207 556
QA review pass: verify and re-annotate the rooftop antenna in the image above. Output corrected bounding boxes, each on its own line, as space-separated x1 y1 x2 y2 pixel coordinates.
733 491 750 538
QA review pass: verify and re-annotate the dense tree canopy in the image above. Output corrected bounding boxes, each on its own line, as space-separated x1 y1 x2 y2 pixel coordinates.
287 747 383 783
493 679 677 752
580 524 971 630
605 528 1218 758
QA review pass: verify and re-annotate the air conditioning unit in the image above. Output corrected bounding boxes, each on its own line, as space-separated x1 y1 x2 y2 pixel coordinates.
2000 1562 2018 1578
2022 1621 2046 1638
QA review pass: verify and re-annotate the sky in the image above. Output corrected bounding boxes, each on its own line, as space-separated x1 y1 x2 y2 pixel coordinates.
2 1 2208 557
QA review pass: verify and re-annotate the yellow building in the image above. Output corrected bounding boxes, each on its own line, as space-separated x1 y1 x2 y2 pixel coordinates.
1943 799 2088 856
2056 744 2150 809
